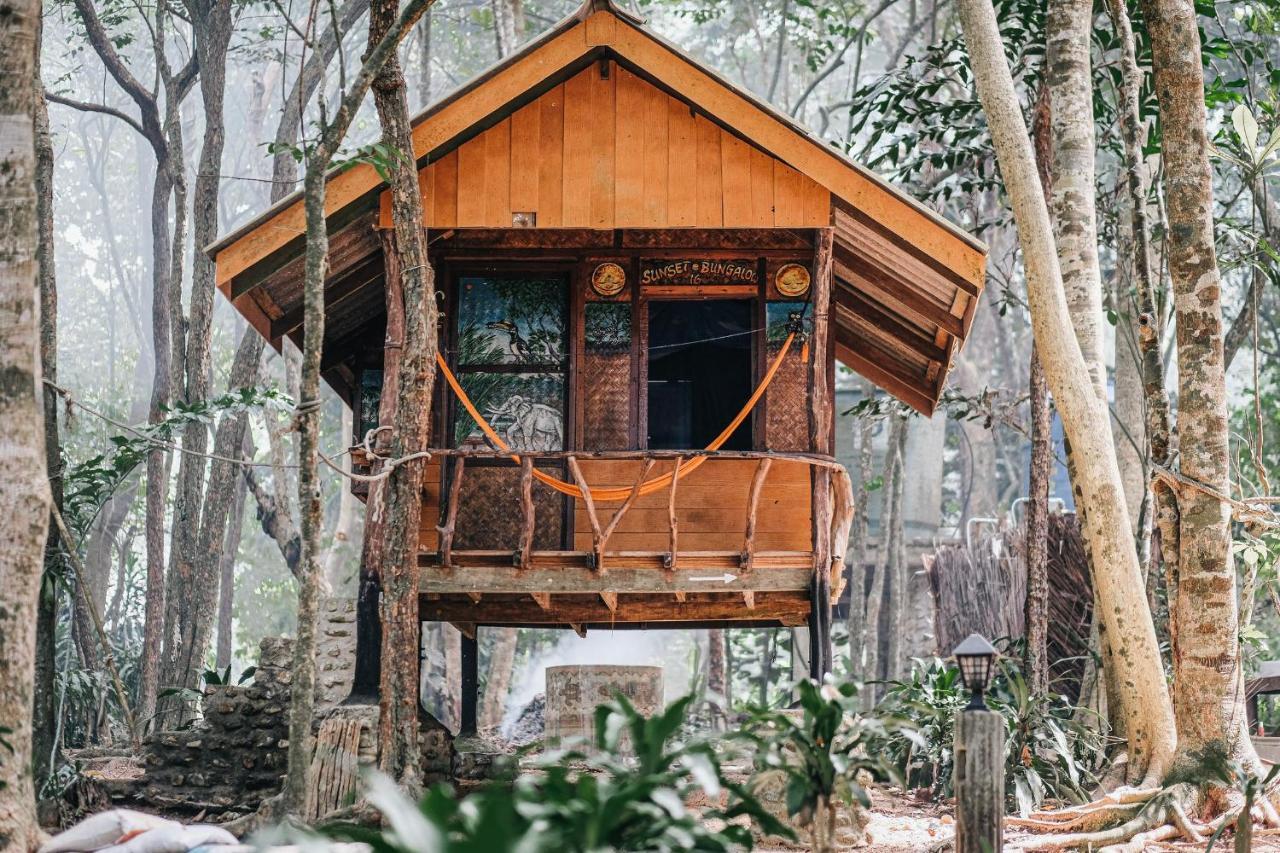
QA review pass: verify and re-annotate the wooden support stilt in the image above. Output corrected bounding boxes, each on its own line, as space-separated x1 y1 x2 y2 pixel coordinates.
460 630 479 736
807 573 832 679
568 456 604 571
515 456 535 568
531 592 552 610
807 227 835 681
740 457 772 572
347 562 381 701
666 457 681 572
438 456 465 569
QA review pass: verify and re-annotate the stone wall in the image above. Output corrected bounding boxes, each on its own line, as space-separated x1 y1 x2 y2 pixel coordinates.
139 637 292 815
125 607 454 819
316 598 357 708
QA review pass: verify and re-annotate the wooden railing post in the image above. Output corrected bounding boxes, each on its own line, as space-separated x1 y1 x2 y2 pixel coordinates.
437 456 465 569
665 457 681 572
954 709 1005 853
741 457 772 571
515 455 535 568
567 456 603 571
599 458 655 560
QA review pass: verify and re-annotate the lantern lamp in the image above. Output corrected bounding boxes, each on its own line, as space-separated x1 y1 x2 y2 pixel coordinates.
953 633 998 710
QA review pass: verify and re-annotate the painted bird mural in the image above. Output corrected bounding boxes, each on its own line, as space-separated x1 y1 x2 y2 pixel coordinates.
486 319 532 361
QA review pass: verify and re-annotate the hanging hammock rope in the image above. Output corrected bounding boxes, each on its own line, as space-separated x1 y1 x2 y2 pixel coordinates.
435 330 799 503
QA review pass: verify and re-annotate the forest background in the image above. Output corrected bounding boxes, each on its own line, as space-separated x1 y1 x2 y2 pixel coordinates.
31 0 1280 776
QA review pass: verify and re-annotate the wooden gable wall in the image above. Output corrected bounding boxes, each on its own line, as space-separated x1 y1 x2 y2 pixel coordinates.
378 63 831 230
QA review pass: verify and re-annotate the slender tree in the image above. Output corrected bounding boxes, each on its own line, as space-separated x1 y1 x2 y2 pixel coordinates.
65 0 198 727
0 0 54 842
33 1 60 781
954 0 1177 785
281 0 436 810
1141 0 1259 767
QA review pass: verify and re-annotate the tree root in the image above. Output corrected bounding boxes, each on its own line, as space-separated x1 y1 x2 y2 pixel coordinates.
1094 822 1179 853
1012 805 1168 851
1007 783 1200 851
1005 787 1160 834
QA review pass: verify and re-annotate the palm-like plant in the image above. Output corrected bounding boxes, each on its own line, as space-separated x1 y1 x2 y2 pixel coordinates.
735 679 914 853
326 693 790 852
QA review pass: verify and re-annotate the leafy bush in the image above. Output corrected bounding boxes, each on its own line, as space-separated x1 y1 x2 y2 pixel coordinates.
734 679 913 853
871 656 1106 815
328 693 789 852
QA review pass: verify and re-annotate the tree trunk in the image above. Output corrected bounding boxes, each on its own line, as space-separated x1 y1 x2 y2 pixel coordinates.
491 0 522 57
845 385 873 677
164 331 264 724
139 157 175 733
883 413 908 683
1141 0 1257 766
216 459 249 671
323 415 357 593
480 628 516 732
33 25 60 783
1046 0 1105 402
707 629 726 725
1107 0 1177 593
0 0 54 837
445 623 461 728
159 0 235 728
862 411 900 705
1024 348 1051 695
284 161 330 816
954 0 1177 784
369 0 438 787
280 0 436 811
270 0 370 201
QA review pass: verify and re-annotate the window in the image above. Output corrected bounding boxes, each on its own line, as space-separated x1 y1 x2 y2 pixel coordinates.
647 300 753 450
452 276 568 451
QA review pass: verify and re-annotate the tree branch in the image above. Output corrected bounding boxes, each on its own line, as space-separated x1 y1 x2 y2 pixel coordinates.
71 0 164 147
45 91 145 136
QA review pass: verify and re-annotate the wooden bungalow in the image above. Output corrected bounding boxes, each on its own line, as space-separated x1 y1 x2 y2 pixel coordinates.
209 0 986 731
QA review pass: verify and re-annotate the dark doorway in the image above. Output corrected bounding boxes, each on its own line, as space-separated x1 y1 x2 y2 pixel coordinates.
647 300 753 450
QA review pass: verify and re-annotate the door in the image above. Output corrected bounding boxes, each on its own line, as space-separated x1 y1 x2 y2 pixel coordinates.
646 300 753 450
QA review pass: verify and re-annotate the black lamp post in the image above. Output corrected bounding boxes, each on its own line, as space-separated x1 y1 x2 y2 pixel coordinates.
953 633 998 711
952 632 1004 853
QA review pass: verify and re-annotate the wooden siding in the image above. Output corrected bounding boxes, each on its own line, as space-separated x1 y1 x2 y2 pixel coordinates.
571 458 811 552
379 65 830 231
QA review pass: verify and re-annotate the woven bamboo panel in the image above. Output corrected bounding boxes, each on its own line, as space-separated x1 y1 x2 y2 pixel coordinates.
583 352 630 449
453 465 564 550
766 342 808 451
582 301 632 450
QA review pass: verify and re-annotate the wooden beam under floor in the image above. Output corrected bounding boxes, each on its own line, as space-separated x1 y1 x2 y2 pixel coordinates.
419 590 812 626
421 564 811 595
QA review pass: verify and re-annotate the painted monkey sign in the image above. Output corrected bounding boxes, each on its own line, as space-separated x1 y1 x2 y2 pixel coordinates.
639 258 758 286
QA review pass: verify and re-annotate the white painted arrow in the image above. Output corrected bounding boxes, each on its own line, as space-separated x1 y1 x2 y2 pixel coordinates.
688 573 738 584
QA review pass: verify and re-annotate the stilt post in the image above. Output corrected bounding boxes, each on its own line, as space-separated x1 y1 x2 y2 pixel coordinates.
460 630 479 736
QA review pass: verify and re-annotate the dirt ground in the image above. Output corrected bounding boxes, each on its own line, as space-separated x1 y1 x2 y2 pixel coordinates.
752 785 1280 851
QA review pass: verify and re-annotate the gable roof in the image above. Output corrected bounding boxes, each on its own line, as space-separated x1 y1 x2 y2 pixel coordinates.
210 0 986 415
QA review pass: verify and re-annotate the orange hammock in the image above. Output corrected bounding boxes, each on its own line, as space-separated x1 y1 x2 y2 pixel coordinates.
435 331 799 502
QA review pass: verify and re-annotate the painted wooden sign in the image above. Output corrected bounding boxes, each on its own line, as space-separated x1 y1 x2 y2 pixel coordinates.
639 258 758 287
